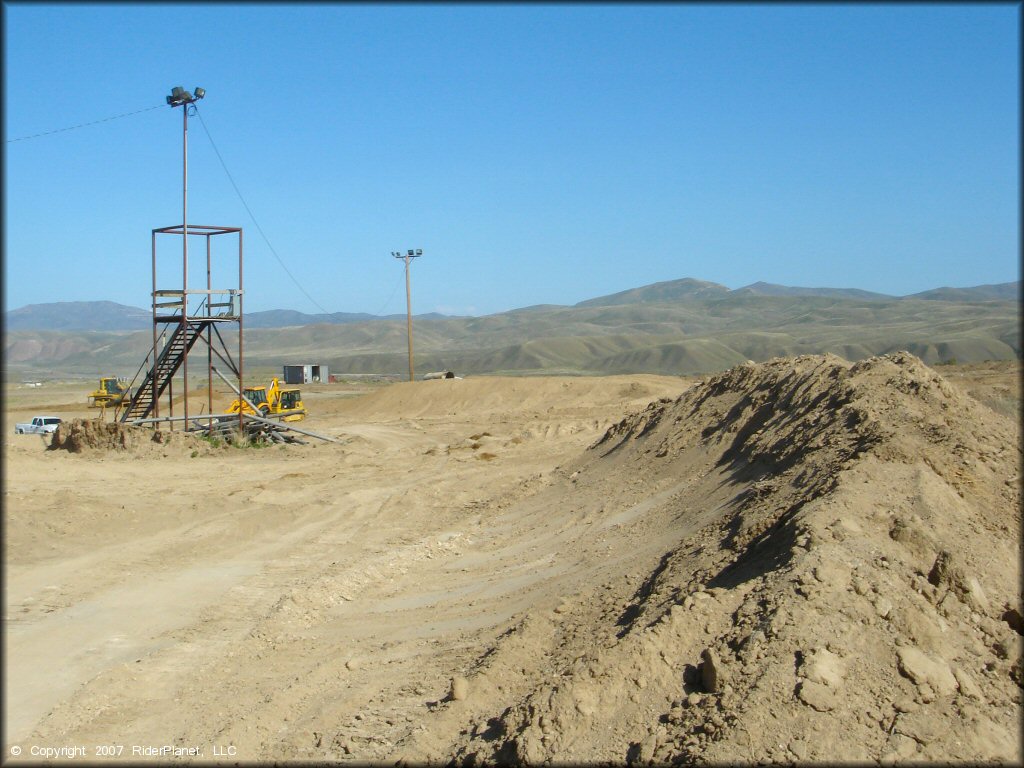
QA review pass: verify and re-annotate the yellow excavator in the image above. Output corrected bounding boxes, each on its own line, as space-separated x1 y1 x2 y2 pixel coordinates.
88 377 132 408
225 377 306 422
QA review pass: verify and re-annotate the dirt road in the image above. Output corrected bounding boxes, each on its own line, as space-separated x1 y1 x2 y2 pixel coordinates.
4 375 689 761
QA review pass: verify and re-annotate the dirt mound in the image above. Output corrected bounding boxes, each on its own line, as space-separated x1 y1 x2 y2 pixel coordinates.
49 419 217 456
440 352 1021 764
333 374 685 422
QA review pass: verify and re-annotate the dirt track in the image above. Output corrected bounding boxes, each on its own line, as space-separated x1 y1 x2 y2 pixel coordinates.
5 375 689 760
3 359 1020 764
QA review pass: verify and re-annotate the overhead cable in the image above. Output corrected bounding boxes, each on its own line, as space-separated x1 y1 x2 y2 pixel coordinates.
6 104 164 143
193 105 332 315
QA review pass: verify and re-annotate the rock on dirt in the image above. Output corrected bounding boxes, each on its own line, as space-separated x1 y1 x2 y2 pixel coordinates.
896 646 958 696
449 676 469 701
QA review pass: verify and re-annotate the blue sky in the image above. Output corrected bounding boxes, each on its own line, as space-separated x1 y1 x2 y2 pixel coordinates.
3 3 1019 316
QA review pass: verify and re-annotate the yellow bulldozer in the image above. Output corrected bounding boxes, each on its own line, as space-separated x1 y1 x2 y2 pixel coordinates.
225 377 306 422
88 377 132 408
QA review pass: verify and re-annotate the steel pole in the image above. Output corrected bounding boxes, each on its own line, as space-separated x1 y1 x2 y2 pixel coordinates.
404 254 414 382
151 230 158 422
238 229 244 437
206 234 213 427
180 103 189 431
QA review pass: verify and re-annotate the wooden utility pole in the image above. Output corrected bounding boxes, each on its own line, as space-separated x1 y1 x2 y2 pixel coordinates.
392 249 422 381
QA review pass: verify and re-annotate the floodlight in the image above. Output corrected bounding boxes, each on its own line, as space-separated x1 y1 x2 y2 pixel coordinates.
171 86 186 99
407 249 414 256
415 249 422 256
194 87 205 99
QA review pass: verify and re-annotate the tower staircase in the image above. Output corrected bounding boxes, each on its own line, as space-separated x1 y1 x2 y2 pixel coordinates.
119 321 208 422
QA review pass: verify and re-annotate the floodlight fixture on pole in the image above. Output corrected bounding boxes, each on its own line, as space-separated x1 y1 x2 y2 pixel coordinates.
393 248 423 382
166 86 205 107
164 85 207 246
165 85 205 426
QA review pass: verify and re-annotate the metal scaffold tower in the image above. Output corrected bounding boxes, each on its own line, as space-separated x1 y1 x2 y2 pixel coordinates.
117 86 246 435
118 224 244 432
115 86 338 445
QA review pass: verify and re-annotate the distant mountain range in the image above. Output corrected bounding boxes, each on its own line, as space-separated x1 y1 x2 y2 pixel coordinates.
4 303 452 332
5 278 1019 378
5 300 153 332
6 278 1019 332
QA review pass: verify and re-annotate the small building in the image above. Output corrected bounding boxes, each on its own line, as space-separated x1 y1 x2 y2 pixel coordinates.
283 364 328 384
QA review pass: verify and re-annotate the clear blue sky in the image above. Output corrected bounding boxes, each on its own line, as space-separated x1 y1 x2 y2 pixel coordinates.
3 3 1020 316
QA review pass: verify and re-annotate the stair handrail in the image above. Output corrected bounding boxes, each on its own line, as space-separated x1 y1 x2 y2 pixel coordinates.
117 323 186 419
117 342 160 419
124 319 213 422
191 294 209 319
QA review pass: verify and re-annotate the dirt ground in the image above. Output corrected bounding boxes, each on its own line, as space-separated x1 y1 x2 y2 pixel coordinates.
3 356 1020 764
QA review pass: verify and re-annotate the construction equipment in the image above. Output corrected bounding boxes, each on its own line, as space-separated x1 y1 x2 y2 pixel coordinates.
225 377 306 422
88 377 132 408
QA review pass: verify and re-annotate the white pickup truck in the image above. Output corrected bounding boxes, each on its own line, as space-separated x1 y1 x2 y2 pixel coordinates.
14 416 62 434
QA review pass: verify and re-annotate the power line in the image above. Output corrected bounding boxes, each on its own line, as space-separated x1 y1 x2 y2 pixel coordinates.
6 104 164 143
193 105 332 315
372 271 407 317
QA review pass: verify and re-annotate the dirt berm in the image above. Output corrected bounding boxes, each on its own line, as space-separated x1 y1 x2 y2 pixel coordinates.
406 352 1021 764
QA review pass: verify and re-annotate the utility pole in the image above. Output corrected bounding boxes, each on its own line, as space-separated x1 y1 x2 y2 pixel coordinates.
392 249 422 381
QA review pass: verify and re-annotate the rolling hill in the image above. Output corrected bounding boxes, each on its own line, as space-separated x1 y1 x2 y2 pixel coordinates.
5 301 152 331
907 283 1021 302
731 282 894 300
6 278 1018 332
574 277 731 307
4 278 1019 379
3 303 452 332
